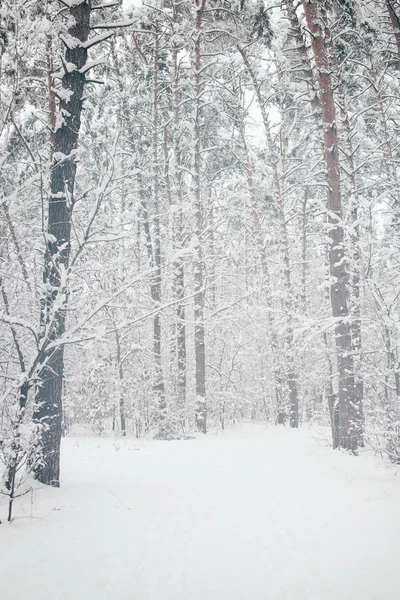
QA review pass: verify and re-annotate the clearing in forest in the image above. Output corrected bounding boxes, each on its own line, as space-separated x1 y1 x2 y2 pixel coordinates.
1 425 399 600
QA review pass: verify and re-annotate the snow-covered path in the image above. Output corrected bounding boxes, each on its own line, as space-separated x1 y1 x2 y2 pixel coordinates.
1 426 399 600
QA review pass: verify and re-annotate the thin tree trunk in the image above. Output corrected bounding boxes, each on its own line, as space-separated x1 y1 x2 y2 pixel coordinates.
151 23 167 423
323 332 339 448
125 27 167 433
172 1 187 424
369 66 400 210
193 0 207 433
115 329 126 436
283 0 321 119
1 277 30 517
238 107 283 424
237 45 299 427
301 186 308 313
2 203 31 288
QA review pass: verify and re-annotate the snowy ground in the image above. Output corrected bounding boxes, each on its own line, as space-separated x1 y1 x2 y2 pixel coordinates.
1 425 399 600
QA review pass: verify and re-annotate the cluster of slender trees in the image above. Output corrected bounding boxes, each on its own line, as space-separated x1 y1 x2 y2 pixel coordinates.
1 0 400 503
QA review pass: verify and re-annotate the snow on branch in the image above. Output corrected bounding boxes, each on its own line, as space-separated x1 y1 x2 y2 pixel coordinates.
91 1 120 8
59 33 81 50
80 58 105 74
58 0 87 7
90 20 135 30
0 315 39 346
82 31 114 49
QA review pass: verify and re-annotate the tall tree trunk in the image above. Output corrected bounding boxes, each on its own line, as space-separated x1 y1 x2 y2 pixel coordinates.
151 24 166 422
129 26 168 437
193 0 207 433
283 0 320 119
369 65 400 213
172 0 187 424
285 0 364 442
329 44 365 444
301 186 308 313
386 0 400 58
302 0 359 451
34 0 91 486
238 103 283 424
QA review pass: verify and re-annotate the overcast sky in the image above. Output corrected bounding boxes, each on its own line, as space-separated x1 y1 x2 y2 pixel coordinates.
123 0 142 8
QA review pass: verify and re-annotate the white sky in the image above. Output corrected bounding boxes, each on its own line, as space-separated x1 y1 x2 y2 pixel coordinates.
123 0 142 8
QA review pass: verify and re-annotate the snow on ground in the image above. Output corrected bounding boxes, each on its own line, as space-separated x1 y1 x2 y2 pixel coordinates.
1 425 399 600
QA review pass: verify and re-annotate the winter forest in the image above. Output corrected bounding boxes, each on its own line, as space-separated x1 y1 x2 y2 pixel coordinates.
0 0 400 598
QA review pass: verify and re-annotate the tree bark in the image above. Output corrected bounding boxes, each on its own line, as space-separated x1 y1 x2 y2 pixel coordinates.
34 0 91 486
302 0 359 451
386 0 400 58
329 41 365 444
283 0 321 119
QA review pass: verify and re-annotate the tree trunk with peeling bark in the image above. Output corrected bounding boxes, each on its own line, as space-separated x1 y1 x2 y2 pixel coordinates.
285 0 364 443
301 0 359 451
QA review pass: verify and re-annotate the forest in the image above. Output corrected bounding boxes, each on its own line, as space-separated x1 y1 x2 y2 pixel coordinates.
0 0 400 600
1 0 400 484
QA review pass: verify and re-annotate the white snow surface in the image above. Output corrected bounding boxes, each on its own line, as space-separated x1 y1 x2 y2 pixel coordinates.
1 425 399 600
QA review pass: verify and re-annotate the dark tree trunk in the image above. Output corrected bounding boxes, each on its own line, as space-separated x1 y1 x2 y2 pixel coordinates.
34 1 91 486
